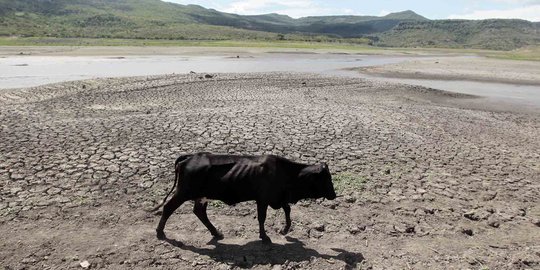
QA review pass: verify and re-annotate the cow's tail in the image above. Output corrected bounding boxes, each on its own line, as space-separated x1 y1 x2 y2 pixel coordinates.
148 154 192 213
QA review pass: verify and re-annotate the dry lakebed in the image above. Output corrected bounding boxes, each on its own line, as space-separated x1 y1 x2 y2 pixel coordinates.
0 71 539 269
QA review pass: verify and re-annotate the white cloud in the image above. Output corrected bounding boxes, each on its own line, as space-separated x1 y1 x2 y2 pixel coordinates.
163 0 379 18
448 4 540 21
489 0 540 4
378 10 391 16
220 0 358 18
224 0 310 14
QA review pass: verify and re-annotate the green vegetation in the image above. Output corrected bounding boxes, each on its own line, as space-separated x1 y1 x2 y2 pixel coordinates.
483 46 540 61
0 0 377 42
376 19 540 50
0 36 375 49
209 200 225 208
332 173 367 194
0 0 538 51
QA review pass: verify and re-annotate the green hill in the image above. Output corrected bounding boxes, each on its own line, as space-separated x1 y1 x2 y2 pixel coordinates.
0 0 538 50
375 19 540 50
0 0 428 40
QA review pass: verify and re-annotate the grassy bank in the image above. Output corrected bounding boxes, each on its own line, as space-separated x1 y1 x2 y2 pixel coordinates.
1 37 538 61
484 46 540 61
0 37 374 50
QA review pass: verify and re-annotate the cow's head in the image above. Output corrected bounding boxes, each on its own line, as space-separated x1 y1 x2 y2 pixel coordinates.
298 163 337 200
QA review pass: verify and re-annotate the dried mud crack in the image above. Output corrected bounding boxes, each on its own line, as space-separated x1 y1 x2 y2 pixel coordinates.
1 73 539 269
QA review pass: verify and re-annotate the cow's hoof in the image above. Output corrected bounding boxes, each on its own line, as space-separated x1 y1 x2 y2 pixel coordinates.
156 230 166 240
260 235 272 244
212 232 224 240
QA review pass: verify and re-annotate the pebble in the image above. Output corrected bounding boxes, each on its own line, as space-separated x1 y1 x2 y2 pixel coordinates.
80 260 90 268
461 228 474 236
311 222 326 232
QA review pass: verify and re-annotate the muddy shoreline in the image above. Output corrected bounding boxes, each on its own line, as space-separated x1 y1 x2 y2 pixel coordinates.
1 73 539 269
358 56 540 86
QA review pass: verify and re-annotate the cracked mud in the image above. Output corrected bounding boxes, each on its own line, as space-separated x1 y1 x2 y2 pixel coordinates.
1 73 539 269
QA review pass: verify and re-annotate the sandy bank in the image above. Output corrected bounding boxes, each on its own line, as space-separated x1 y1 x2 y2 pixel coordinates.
0 45 477 57
359 56 540 86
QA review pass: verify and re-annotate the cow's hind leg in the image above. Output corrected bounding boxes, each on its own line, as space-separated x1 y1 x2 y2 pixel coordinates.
279 204 292 235
156 192 186 240
193 198 223 239
256 202 271 243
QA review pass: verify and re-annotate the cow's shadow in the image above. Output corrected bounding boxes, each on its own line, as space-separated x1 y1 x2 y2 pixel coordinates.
164 236 363 268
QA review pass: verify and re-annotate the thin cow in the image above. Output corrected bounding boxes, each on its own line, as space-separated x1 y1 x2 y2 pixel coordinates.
154 152 337 243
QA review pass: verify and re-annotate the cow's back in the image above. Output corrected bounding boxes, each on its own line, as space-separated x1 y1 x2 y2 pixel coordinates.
180 153 274 204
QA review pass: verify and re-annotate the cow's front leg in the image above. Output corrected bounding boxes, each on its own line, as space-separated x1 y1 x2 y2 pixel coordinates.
279 204 291 235
256 202 271 243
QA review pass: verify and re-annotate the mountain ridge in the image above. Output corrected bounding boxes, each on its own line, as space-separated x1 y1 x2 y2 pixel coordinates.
0 0 538 50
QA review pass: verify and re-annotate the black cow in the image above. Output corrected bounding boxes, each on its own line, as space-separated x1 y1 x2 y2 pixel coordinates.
154 152 337 243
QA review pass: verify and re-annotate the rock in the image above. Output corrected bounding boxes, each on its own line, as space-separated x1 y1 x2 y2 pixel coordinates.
205 74 213 79
191 260 206 266
464 211 477 220
414 225 431 236
394 224 415 234
347 225 363 235
80 260 90 268
311 222 325 232
343 195 356 203
461 228 473 236
487 217 500 228
481 191 497 201
414 208 426 216
531 218 540 227
321 199 338 209
309 229 324 239
22 257 37 264
464 210 487 221
139 181 154 188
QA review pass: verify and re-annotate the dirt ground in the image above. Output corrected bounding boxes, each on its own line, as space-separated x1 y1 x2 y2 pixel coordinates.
0 73 539 269
359 56 540 86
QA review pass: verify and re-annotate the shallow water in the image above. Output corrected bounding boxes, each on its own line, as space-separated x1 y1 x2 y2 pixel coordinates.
1 53 539 108
337 70 540 109
0 54 406 89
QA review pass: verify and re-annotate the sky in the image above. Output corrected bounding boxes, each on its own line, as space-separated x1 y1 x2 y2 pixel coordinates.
164 0 540 21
